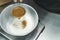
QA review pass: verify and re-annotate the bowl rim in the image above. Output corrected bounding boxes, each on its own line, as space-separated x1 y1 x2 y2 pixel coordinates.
0 3 39 36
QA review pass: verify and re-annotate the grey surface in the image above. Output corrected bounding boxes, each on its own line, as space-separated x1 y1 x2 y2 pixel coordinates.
38 13 60 40
24 0 60 40
0 33 9 40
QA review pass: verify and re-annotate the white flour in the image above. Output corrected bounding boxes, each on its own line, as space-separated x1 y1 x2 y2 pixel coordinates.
6 12 35 36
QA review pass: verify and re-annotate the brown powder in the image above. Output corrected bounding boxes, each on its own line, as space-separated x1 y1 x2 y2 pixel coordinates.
22 20 27 29
12 6 26 19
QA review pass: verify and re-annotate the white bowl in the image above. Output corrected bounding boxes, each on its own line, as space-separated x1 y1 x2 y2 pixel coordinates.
0 3 38 36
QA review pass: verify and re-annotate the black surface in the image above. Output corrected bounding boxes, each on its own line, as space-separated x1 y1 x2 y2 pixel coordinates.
34 0 60 13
